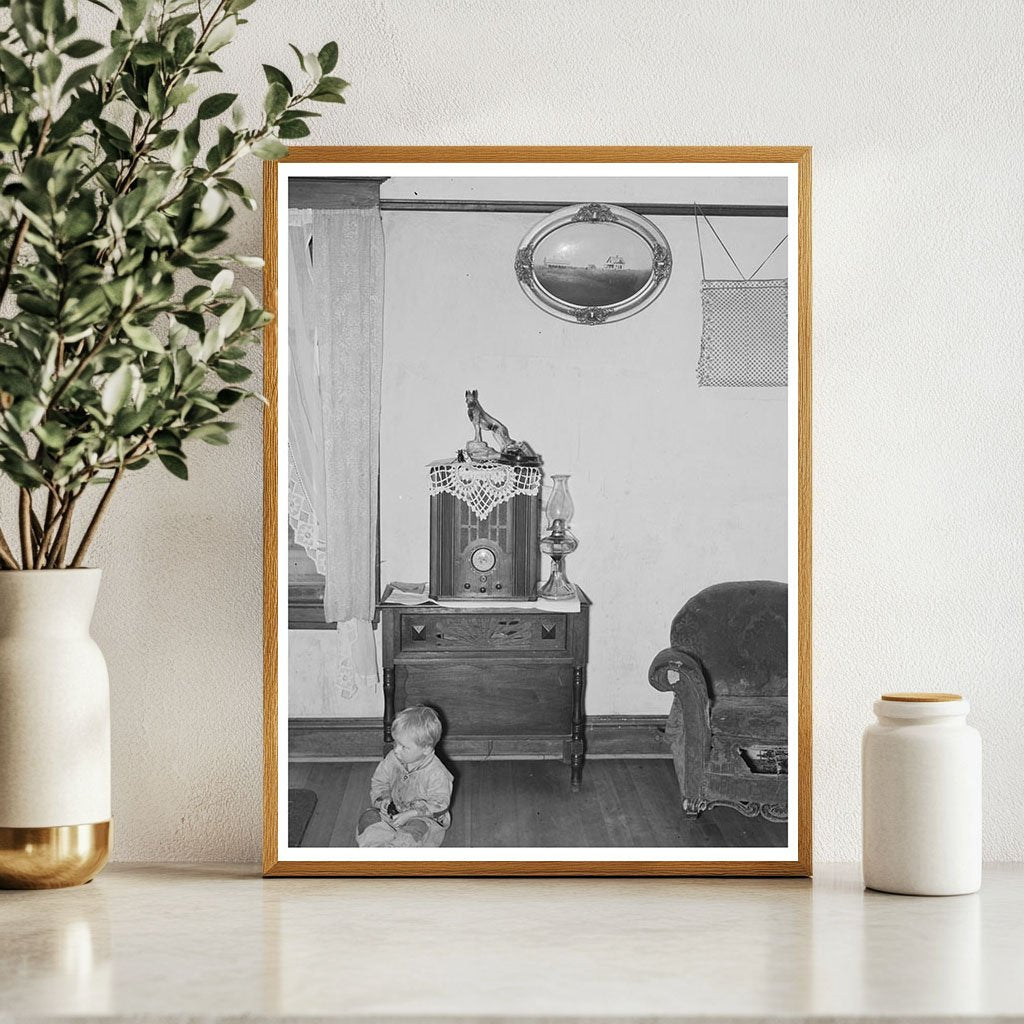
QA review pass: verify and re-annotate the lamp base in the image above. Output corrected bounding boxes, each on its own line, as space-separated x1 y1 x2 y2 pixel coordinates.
538 559 576 601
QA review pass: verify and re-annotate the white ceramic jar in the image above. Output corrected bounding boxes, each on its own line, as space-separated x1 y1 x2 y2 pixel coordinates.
862 692 981 895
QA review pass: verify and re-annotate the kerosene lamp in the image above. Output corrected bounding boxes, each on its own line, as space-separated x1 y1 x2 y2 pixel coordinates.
538 474 578 600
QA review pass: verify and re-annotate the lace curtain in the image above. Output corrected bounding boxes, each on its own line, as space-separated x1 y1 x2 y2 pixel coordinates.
287 201 383 700
287 211 326 573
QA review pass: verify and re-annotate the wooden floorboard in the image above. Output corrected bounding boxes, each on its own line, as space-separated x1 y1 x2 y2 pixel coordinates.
292 759 788 850
299 763 347 847
329 762 373 846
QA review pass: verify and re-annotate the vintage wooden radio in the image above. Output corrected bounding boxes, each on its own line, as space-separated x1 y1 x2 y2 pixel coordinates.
429 481 541 601
428 391 542 602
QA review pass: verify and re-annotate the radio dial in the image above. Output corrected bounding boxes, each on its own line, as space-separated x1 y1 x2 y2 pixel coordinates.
470 547 496 572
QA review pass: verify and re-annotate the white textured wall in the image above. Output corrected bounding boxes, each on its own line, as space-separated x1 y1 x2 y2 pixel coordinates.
52 0 1024 862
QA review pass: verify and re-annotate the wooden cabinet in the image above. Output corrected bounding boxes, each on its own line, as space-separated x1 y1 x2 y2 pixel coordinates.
378 591 591 789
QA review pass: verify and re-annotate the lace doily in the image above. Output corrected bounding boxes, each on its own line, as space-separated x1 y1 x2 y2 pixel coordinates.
429 461 542 520
287 462 326 575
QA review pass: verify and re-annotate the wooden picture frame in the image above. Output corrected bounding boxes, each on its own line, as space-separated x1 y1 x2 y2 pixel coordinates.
263 147 812 877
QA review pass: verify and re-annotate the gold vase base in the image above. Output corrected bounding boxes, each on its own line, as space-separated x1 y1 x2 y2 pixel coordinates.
0 821 110 889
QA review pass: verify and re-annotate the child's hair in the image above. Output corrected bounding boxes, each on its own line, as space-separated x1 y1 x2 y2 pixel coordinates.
392 705 442 749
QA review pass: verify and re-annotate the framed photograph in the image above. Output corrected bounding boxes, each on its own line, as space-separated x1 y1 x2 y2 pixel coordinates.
263 147 812 877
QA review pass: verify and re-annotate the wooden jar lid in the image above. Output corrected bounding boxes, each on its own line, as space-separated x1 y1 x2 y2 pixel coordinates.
881 692 962 702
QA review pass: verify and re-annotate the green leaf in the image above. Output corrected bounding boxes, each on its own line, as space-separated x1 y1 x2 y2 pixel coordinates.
317 41 339 75
147 75 166 117
63 38 104 58
101 365 133 415
277 120 310 140
183 285 212 309
38 51 63 86
0 347 30 371
150 129 178 149
309 88 346 104
112 405 152 435
1 456 46 487
210 268 234 294
123 322 164 353
9 399 45 432
132 42 168 66
34 421 70 449
0 49 33 86
262 64 292 94
214 362 251 383
172 27 196 65
263 82 289 117
42 0 66 33
10 1 44 52
198 91 237 119
96 43 128 81
121 0 152 33
203 16 236 53
55 11 78 39
0 424 30 457
218 296 246 339
181 365 206 391
216 388 247 407
17 292 58 317
166 82 200 107
299 51 321 80
113 188 147 229
158 452 188 479
189 422 230 445
156 360 174 391
251 138 287 160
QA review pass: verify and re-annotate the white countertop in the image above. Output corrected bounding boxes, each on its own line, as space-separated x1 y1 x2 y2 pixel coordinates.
2 862 1022 1021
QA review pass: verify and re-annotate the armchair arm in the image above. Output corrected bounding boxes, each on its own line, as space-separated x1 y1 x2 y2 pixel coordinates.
648 647 707 696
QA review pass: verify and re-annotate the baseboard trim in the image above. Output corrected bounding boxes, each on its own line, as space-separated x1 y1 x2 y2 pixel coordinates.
289 715 670 762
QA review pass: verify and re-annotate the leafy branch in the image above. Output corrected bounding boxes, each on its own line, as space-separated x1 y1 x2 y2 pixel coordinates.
0 0 347 568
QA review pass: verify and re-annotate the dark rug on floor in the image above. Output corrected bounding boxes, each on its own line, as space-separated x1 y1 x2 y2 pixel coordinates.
288 788 318 847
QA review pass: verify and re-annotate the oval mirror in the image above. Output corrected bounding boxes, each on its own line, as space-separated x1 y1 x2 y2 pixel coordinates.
514 203 672 324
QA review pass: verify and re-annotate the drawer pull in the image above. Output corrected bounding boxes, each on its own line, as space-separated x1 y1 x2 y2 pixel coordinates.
541 623 557 640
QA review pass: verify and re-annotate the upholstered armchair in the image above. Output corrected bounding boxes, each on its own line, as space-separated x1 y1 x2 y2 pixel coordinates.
648 581 788 822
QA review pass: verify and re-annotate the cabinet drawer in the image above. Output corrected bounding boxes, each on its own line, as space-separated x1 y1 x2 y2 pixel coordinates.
399 613 567 653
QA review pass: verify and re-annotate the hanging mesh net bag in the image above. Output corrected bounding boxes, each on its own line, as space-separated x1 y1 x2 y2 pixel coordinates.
694 205 789 387
698 279 788 386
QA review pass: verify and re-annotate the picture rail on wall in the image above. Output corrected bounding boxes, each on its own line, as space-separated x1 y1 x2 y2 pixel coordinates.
263 147 812 878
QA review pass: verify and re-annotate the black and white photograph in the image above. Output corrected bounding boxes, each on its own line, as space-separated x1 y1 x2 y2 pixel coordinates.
266 149 811 875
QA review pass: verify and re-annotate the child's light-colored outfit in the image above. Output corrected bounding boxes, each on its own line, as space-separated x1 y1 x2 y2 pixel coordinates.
356 749 453 848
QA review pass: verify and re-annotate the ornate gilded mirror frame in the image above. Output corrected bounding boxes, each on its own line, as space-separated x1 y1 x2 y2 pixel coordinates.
514 202 673 325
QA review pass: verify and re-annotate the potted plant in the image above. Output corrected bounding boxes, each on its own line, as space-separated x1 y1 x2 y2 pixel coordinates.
0 0 345 887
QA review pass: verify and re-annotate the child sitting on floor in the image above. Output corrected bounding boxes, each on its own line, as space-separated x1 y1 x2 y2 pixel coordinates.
356 705 454 848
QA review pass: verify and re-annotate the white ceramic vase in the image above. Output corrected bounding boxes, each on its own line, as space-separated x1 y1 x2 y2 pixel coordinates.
0 569 111 888
862 692 981 896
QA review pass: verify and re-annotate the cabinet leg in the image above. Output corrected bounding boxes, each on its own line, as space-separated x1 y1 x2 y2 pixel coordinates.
383 667 396 756
571 665 586 791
